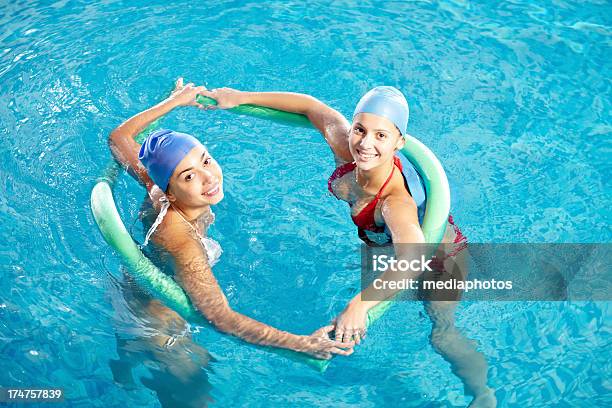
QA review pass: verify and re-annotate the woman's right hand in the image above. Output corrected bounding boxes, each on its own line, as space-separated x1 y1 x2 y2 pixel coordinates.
297 325 355 360
199 87 244 109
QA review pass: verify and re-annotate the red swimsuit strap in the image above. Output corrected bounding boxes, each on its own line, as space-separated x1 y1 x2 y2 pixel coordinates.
352 161 397 221
328 156 403 232
373 157 400 199
351 157 403 233
328 156 402 199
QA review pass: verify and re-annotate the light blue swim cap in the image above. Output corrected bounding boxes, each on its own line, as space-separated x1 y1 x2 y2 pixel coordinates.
353 86 409 135
138 129 201 192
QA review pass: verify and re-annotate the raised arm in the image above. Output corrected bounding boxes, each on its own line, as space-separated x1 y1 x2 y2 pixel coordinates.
109 78 206 191
201 88 354 163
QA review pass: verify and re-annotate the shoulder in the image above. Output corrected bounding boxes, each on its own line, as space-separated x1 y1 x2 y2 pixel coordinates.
381 189 418 220
381 195 424 243
310 103 351 134
380 183 420 236
152 210 198 256
383 169 417 209
328 161 355 201
309 105 353 163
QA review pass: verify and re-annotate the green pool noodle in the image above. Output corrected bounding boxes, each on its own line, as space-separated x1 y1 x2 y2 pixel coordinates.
91 92 450 372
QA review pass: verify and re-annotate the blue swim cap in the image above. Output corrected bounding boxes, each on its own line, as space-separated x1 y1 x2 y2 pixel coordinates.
138 129 201 192
353 86 409 135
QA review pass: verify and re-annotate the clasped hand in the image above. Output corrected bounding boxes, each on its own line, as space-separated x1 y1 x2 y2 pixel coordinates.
332 301 369 345
169 77 244 110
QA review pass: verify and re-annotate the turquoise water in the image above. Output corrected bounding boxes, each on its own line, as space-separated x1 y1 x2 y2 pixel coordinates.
1 0 610 406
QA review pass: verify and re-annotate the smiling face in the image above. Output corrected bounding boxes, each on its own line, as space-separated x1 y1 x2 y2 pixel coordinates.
349 113 405 171
166 144 224 207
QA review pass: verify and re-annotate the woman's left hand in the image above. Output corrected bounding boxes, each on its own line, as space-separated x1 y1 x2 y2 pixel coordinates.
332 301 369 345
168 77 207 108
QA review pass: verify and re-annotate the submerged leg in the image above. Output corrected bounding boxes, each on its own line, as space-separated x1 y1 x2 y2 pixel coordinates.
142 299 213 383
109 334 138 389
135 299 214 408
424 300 496 407
112 273 213 407
417 223 496 406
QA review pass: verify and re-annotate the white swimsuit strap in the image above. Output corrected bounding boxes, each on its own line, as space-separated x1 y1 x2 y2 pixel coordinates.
142 198 170 247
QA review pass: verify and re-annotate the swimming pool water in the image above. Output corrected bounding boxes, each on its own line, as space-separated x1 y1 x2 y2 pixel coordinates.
0 0 610 406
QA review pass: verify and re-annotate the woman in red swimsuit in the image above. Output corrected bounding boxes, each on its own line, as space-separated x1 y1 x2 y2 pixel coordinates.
204 86 496 407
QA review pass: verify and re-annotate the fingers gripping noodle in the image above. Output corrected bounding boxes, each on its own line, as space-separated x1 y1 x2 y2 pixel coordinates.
90 93 450 372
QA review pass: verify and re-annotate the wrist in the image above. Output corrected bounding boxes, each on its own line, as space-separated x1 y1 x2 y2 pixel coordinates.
163 95 183 109
290 335 310 351
236 91 251 105
349 297 373 313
